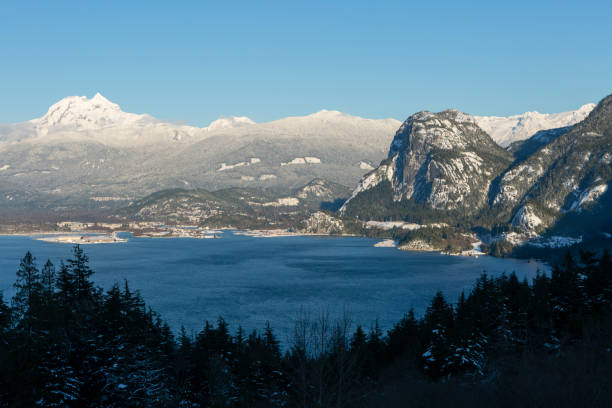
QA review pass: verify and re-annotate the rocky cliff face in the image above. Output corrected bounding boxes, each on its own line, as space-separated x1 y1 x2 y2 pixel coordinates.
341 110 512 217
298 212 344 234
492 94 612 232
340 94 611 243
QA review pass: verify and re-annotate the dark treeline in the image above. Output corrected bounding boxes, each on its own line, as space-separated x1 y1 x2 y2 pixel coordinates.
0 246 611 407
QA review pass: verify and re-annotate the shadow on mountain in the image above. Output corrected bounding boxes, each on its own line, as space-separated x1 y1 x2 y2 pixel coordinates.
319 198 346 212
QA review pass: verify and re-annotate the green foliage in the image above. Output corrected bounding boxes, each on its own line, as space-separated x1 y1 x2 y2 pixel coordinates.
342 181 453 223
393 226 474 252
489 239 514 257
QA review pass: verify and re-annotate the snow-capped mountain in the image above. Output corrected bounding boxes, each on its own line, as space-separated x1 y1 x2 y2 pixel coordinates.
0 91 604 220
0 94 400 211
205 116 255 132
340 94 611 251
34 93 156 135
473 103 595 147
490 94 612 232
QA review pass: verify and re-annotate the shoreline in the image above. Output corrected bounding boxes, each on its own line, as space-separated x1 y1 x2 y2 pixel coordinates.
1 231 491 259
0 231 548 263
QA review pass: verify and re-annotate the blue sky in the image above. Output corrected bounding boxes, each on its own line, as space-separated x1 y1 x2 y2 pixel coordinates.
1 0 610 126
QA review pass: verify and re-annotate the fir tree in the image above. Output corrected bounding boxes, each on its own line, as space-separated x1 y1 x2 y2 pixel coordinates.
13 251 42 323
40 259 56 299
67 245 95 300
422 291 454 378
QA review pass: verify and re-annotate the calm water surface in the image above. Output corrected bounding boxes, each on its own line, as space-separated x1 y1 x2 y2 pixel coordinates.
0 232 546 341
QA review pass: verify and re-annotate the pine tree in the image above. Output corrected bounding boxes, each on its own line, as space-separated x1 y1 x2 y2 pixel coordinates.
56 261 74 305
422 291 454 378
263 321 281 358
550 251 583 336
0 292 11 335
386 309 420 362
40 259 56 298
66 245 95 300
350 326 367 353
13 252 42 323
583 249 612 312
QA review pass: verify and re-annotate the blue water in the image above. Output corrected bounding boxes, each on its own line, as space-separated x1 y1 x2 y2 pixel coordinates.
0 232 546 341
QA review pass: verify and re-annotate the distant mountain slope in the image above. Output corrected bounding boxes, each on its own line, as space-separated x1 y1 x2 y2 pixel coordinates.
0 94 398 212
116 178 350 227
506 126 572 162
0 93 601 216
473 103 595 147
338 94 611 256
491 94 612 233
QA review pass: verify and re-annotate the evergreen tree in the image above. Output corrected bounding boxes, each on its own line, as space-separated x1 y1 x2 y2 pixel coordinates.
386 309 420 362
550 251 583 336
13 251 42 323
40 259 56 298
583 249 612 312
56 260 75 305
263 320 281 358
67 245 95 300
422 291 454 378
0 292 11 335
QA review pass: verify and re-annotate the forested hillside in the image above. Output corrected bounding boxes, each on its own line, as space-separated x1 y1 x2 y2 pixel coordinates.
0 246 611 407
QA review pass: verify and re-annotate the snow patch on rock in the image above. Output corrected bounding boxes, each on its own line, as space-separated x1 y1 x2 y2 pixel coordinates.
528 236 583 248
262 197 300 207
281 157 321 166
569 184 608 211
512 205 543 232
296 179 333 199
299 211 344 234
339 160 395 213
218 157 261 171
359 161 374 170
398 240 435 251
374 239 397 248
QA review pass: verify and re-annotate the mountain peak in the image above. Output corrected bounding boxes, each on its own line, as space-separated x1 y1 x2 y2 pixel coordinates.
35 93 151 135
473 103 596 147
91 92 111 104
205 116 256 132
312 109 343 116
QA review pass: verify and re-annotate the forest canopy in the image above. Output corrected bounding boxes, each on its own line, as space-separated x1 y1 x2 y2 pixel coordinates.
0 246 611 407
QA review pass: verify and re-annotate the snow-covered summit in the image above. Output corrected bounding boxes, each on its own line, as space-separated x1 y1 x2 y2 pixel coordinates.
34 93 154 135
205 116 255 132
474 103 595 147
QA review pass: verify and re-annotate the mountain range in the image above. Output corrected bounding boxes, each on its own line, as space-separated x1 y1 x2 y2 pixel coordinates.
340 93 611 255
0 93 595 215
0 94 398 213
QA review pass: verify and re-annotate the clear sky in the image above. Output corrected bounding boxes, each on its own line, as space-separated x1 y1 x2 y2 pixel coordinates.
1 0 611 126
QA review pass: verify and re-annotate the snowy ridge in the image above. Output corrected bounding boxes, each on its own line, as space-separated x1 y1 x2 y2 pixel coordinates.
474 103 595 147
205 116 255 132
